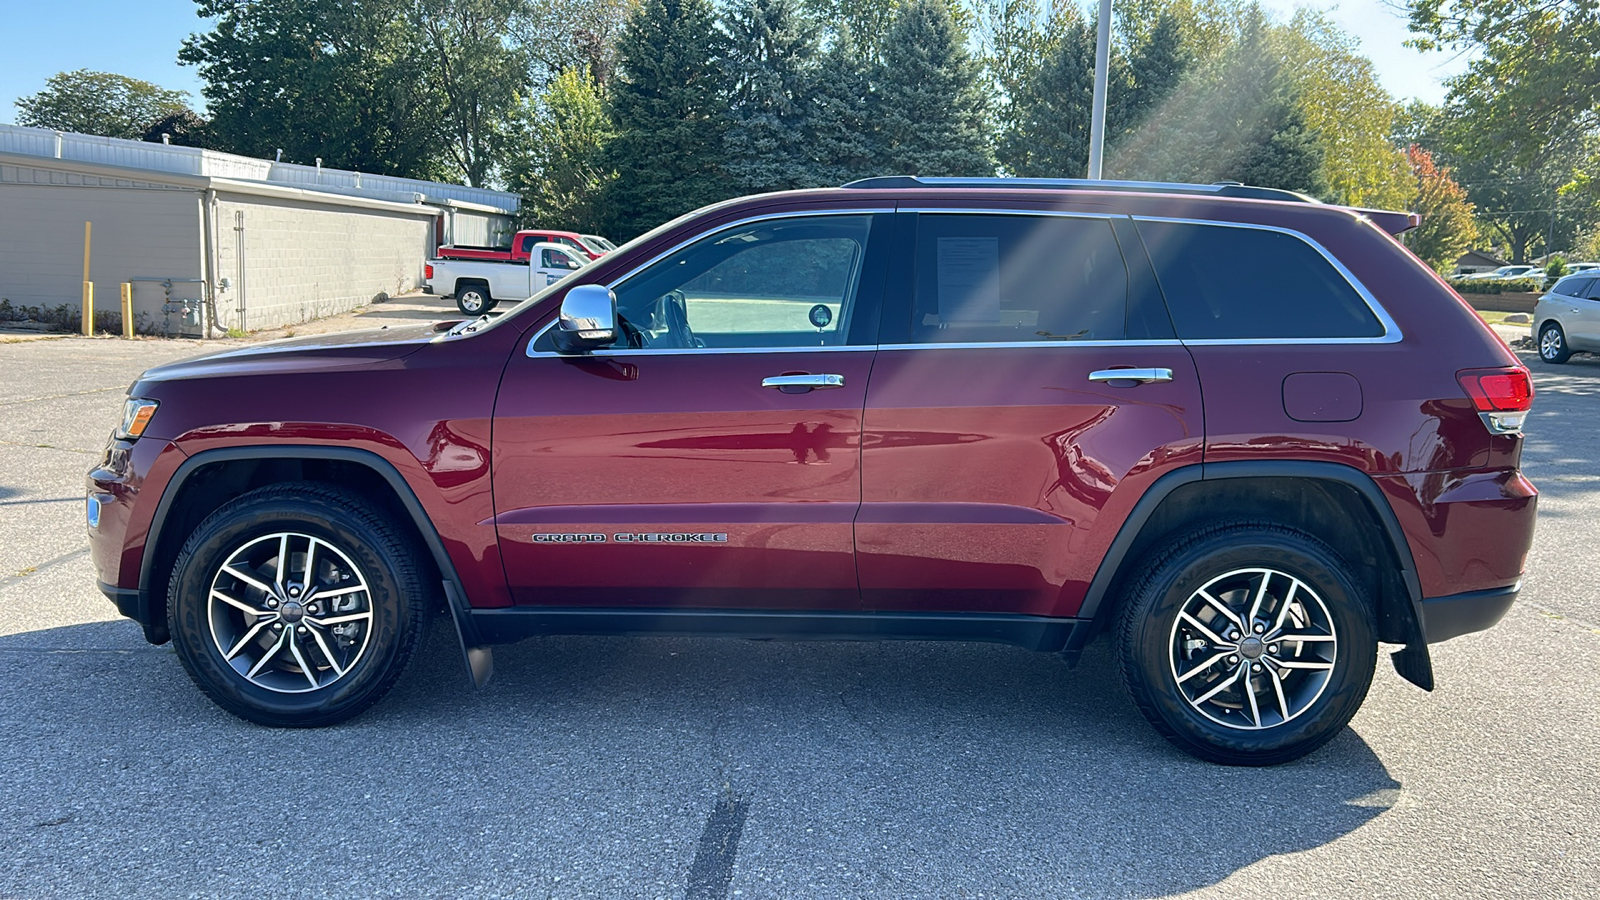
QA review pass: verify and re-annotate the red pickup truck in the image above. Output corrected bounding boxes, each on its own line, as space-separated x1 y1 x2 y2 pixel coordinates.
438 230 614 263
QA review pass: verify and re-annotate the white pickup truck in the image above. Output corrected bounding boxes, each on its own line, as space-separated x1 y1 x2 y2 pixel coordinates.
426 242 587 315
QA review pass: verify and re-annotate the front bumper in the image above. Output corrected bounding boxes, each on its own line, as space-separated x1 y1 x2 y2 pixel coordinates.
1420 582 1519 644
97 581 167 644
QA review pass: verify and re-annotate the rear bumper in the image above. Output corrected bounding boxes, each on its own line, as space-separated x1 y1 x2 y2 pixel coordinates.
1420 582 1519 644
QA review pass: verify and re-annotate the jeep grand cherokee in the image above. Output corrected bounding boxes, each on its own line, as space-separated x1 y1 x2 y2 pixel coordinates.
88 177 1537 765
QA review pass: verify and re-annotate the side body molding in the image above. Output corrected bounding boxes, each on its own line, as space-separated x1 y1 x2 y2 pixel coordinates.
1071 460 1433 690
141 446 493 689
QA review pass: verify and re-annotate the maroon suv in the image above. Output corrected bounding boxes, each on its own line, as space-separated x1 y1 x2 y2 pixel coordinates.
88 177 1537 765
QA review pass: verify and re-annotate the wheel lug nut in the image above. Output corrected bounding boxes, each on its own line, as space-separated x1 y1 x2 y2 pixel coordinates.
1254 624 1265 633
267 599 278 608
1251 663 1262 672
296 626 307 634
308 604 319 614
272 623 283 631
1229 655 1239 665
1228 631 1240 640
288 586 301 597
1268 645 1279 654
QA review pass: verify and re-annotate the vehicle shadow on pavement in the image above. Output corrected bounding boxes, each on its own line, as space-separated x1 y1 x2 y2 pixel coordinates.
0 619 1401 898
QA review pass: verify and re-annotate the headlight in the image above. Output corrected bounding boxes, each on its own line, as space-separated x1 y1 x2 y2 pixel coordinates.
116 398 159 441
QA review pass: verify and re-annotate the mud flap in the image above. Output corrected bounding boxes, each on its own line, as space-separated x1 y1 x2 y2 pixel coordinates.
442 580 493 689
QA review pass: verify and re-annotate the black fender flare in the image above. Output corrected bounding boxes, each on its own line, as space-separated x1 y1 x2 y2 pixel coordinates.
141 445 493 687
1072 460 1432 689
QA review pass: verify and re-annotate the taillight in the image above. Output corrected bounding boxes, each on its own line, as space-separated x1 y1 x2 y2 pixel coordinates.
1458 367 1533 434
425 264 434 279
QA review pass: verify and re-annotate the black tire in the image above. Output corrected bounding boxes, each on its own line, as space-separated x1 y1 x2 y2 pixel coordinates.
1117 522 1376 766
1538 322 1572 364
166 482 431 727
455 281 495 316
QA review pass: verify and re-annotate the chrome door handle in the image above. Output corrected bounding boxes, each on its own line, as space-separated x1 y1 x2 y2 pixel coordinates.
762 374 845 390
1088 368 1174 384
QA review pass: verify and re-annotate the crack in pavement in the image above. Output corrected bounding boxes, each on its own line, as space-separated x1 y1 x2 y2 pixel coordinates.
0 547 89 591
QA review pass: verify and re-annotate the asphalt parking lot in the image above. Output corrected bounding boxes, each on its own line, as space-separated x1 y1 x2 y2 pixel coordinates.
0 307 1595 899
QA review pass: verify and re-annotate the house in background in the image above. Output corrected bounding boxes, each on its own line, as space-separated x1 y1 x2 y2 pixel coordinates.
0 123 518 335
1454 249 1509 277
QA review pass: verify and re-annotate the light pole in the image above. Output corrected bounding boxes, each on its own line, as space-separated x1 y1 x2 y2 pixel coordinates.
1086 0 1113 179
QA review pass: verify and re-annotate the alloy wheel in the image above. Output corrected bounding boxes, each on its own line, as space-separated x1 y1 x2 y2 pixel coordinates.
207 531 374 693
1168 567 1338 731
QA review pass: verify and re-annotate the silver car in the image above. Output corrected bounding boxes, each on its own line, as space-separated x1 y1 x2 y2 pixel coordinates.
1535 273 1600 363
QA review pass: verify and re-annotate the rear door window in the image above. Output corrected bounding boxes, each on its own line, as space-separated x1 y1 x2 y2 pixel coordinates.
1135 220 1385 340
910 214 1130 343
1554 275 1596 298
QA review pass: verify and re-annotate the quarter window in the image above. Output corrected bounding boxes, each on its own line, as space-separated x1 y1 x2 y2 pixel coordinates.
910 214 1129 343
1136 220 1385 340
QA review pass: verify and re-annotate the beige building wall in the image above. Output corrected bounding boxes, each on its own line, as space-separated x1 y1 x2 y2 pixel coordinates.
212 192 435 331
0 165 203 334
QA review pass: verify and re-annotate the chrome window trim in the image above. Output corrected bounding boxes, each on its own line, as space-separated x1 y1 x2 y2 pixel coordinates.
1130 215 1403 345
877 339 1185 351
900 208 1117 220
521 208 1406 357
525 208 890 359
525 320 874 358
602 208 892 291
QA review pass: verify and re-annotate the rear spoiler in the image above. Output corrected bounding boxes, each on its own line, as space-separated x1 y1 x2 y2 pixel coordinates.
1351 207 1422 236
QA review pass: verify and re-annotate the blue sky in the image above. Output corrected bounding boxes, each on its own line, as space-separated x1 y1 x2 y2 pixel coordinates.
0 0 1468 127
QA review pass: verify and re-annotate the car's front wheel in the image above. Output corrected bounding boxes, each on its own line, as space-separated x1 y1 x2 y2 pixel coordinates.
1117 522 1376 766
166 483 430 727
1539 322 1572 364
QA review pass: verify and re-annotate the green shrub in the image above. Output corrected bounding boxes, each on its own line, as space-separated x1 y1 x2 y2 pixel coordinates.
1446 278 1544 295
1545 255 1568 280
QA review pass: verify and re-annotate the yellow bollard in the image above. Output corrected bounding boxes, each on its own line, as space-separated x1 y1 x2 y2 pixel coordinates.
120 283 134 339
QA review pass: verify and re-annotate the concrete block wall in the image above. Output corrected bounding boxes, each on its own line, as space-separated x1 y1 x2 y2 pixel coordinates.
0 170 203 333
213 192 435 332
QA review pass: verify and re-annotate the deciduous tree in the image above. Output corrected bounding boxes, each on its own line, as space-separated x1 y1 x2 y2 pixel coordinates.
1405 144 1478 272
182 0 442 177
507 69 614 233
16 70 190 140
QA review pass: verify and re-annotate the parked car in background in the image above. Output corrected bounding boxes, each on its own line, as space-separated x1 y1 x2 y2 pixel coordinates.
581 234 618 253
1464 264 1538 281
1535 272 1600 363
89 176 1536 767
427 242 586 314
437 230 612 265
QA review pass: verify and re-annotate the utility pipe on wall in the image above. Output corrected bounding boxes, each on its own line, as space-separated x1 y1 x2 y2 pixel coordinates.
81 221 93 336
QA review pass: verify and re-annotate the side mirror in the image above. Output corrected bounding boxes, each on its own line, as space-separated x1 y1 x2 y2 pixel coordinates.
554 284 618 354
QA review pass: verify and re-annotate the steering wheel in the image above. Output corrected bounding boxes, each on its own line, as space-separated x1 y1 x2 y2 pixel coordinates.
658 290 702 349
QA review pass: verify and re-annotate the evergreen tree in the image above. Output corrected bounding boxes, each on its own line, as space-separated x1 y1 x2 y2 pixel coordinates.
1110 10 1190 142
804 27 882 184
874 0 995 177
602 0 733 238
997 10 1106 178
1111 8 1326 196
721 0 825 192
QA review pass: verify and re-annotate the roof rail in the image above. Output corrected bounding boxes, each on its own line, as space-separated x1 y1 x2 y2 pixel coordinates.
841 175 1320 204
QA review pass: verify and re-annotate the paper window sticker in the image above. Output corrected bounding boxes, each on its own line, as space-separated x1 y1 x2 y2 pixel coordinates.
936 237 1001 323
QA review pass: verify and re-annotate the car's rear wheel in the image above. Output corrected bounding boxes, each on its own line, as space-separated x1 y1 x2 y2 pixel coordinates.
1117 522 1376 766
1539 322 1572 364
166 483 430 727
455 282 494 316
